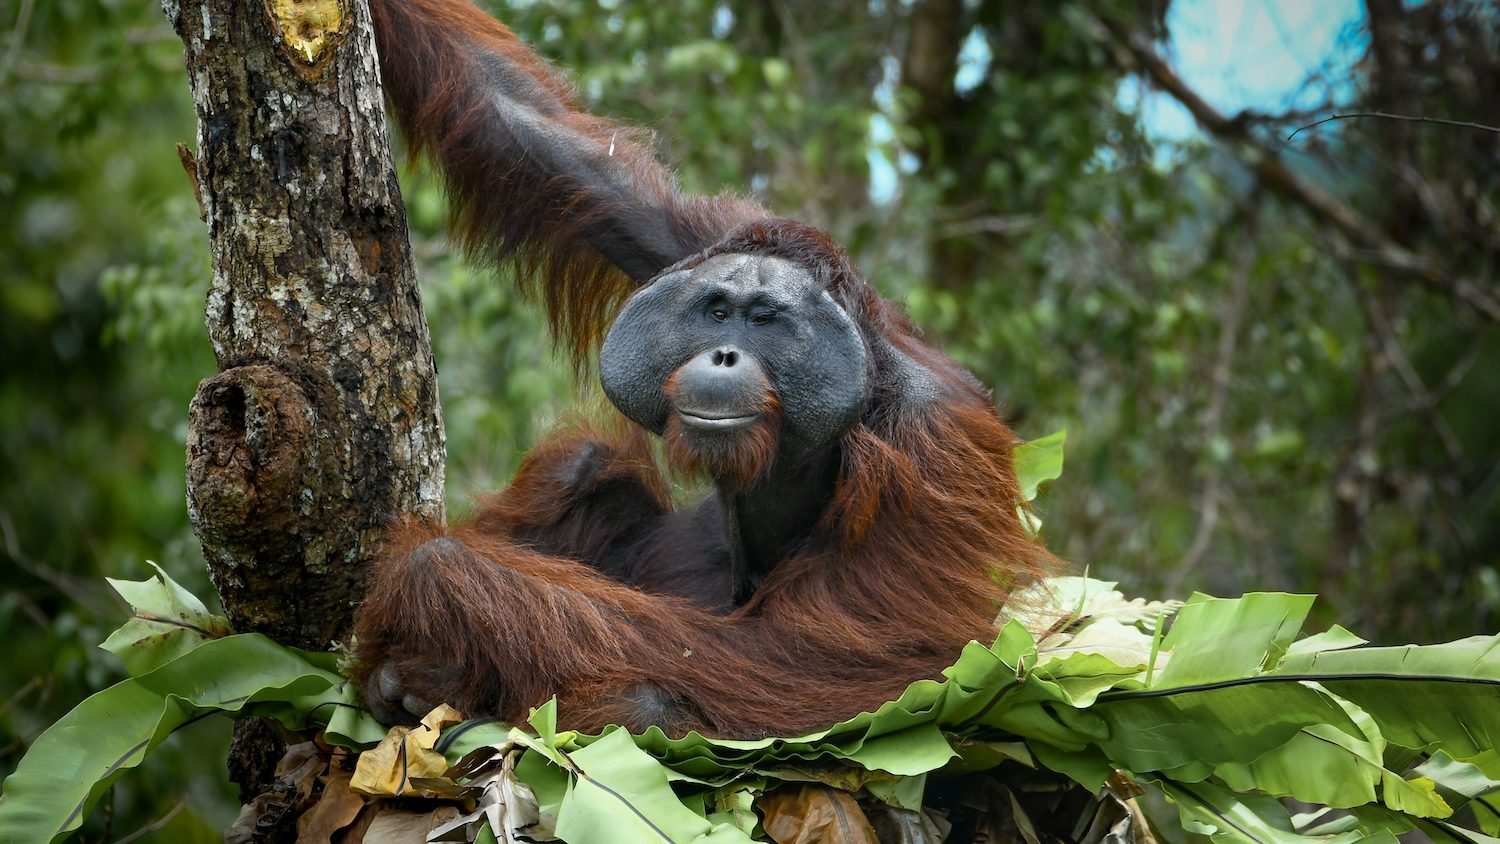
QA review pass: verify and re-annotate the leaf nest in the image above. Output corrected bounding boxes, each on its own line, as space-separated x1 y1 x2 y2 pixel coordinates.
2 523 1497 842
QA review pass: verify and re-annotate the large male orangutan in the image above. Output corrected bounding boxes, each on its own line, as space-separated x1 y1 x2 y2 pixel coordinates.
352 0 1055 739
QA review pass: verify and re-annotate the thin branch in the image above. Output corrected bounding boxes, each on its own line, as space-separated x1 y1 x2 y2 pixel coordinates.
0 676 54 758
1287 111 1500 141
94 787 113 844
0 0 36 86
111 800 186 844
1351 268 1464 463
0 509 111 614
1095 14 1500 323
11 61 106 84
0 677 38 721
937 215 1035 238
1325 292 1384 610
1431 342 1483 406
767 0 816 108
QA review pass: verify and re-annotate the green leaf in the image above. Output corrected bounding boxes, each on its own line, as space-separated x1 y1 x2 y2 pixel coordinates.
1415 751 1500 834
554 729 753 844
530 698 564 762
100 560 233 675
1274 636 1500 774
0 634 347 843
1209 685 1449 817
1034 649 1146 706
1217 723 1383 808
1027 741 1115 792
1156 777 1388 844
1154 593 1315 686
398 586 1497 842
1012 429 1065 501
324 693 390 748
863 773 926 811
516 748 571 820
843 724 955 776
1286 625 1366 656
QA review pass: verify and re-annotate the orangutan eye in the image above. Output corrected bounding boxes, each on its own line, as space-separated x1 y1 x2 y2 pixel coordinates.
711 308 729 323
750 312 773 326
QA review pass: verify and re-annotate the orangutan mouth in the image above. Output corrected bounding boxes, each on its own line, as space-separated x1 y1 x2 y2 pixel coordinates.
675 410 761 431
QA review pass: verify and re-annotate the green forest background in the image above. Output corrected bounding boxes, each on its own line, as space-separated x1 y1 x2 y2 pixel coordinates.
1 0 1496 838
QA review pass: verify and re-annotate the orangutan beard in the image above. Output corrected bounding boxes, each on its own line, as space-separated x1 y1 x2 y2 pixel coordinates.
663 394 781 491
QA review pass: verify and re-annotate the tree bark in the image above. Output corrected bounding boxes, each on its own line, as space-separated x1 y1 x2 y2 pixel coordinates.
162 0 445 806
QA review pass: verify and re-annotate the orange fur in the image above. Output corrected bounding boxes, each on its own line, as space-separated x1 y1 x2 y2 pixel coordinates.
663 387 782 491
368 0 766 362
354 384 1050 737
355 0 1057 738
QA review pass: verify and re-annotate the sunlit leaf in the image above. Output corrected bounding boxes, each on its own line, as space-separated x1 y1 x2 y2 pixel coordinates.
1416 750 1500 833
1012 429 1066 501
100 560 233 675
1154 592 1314 686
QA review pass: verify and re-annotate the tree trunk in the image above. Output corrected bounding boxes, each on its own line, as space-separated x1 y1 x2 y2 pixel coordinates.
161 0 444 806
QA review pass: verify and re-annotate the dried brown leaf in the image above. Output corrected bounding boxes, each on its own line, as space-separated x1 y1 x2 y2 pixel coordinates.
283 741 333 801
334 802 382 844
226 790 288 844
296 771 367 844
362 807 463 844
866 804 952 844
226 741 331 844
758 785 879 844
350 705 464 797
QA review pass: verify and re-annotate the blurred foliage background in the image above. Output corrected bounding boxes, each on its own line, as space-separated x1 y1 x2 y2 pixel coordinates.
1 0 1496 837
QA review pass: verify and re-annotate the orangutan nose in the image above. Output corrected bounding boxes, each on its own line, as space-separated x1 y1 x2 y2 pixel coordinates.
671 346 769 428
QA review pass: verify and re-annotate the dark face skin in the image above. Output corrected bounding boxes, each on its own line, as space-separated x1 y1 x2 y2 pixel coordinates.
601 253 869 463
600 253 870 600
